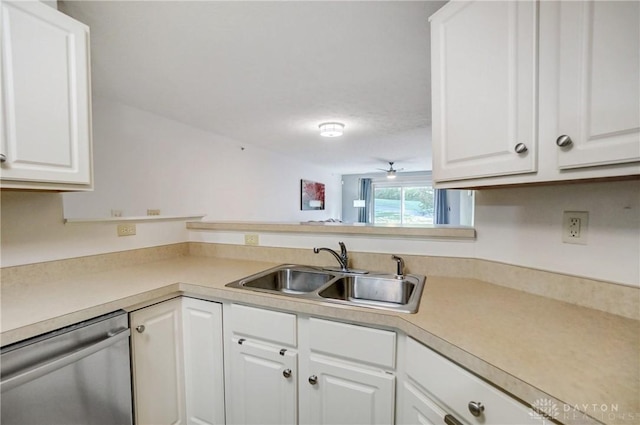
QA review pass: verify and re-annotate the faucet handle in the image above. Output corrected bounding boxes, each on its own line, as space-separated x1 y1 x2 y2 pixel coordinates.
391 255 405 278
338 241 347 256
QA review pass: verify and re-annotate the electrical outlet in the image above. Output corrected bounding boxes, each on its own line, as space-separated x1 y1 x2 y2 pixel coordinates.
117 224 136 237
111 209 123 217
147 209 161 216
562 211 588 244
244 234 259 246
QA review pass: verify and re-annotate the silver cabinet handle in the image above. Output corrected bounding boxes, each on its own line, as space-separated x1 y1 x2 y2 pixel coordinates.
308 375 318 385
514 143 528 154
0 153 6 163
283 369 292 379
468 401 485 417
556 135 573 148
444 414 463 425
135 325 145 333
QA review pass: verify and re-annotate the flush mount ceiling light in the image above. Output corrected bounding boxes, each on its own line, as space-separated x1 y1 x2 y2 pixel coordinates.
319 122 344 137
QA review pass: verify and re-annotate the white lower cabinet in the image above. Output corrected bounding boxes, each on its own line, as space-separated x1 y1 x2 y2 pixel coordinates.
398 381 449 425
224 305 397 425
399 336 541 425
223 304 298 425
300 317 396 425
228 339 298 425
137 300 545 425
131 297 224 425
303 355 395 425
182 297 226 425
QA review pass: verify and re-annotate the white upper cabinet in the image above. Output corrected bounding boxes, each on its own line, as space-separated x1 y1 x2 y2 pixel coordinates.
430 0 538 182
555 0 640 169
0 0 92 190
431 0 640 188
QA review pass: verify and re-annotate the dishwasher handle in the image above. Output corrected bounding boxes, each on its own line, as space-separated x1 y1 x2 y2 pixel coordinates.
1 327 130 393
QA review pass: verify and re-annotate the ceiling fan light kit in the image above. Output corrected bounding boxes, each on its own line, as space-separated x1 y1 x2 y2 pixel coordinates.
319 122 345 137
377 161 403 178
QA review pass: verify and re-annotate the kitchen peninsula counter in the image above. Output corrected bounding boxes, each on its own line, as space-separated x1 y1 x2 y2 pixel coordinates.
2 255 638 425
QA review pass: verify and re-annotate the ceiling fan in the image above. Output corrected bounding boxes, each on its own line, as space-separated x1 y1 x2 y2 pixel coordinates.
377 162 404 179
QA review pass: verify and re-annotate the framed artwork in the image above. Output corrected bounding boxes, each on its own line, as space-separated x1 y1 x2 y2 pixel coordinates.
300 179 325 210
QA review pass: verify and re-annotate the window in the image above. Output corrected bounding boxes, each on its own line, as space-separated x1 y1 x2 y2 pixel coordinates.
341 171 474 226
373 184 434 224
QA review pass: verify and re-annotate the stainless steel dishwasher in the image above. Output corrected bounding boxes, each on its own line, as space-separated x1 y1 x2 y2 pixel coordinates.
1 310 133 425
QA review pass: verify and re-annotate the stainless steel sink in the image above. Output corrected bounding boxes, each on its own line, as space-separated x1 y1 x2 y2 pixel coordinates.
231 266 336 294
226 264 426 314
319 275 417 305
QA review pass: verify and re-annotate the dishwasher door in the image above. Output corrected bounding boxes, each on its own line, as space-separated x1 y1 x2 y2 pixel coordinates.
1 310 133 425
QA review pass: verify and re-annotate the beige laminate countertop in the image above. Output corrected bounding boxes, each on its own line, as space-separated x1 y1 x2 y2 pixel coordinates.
2 256 638 425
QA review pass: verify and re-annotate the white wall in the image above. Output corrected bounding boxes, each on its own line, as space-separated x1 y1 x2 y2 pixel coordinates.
474 180 639 286
2 98 638 287
0 191 188 266
62 98 342 222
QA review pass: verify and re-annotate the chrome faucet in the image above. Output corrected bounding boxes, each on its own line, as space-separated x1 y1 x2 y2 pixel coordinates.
391 255 405 279
313 241 349 272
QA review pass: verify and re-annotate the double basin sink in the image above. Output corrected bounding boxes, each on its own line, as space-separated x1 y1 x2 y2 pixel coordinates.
226 265 426 313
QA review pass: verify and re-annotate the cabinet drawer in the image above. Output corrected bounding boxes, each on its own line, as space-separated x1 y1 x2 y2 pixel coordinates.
229 304 297 347
406 338 536 425
309 318 396 369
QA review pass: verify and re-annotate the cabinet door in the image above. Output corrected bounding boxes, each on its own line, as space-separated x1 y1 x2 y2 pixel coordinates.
227 338 297 425
182 298 225 425
0 0 92 188
304 355 395 425
556 1 640 169
131 298 186 425
405 338 540 425
397 381 448 425
431 0 538 182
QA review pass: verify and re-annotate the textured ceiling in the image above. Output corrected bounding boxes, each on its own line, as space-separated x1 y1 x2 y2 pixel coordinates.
61 1 447 175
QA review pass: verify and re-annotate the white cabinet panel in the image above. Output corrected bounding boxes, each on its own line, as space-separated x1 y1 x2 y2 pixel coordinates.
183 298 225 425
131 298 186 425
397 381 447 425
405 337 540 425
430 0 640 188
304 355 395 425
226 339 297 425
431 0 538 182
556 0 640 169
309 317 396 369
131 298 224 425
1 0 92 189
230 303 297 347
